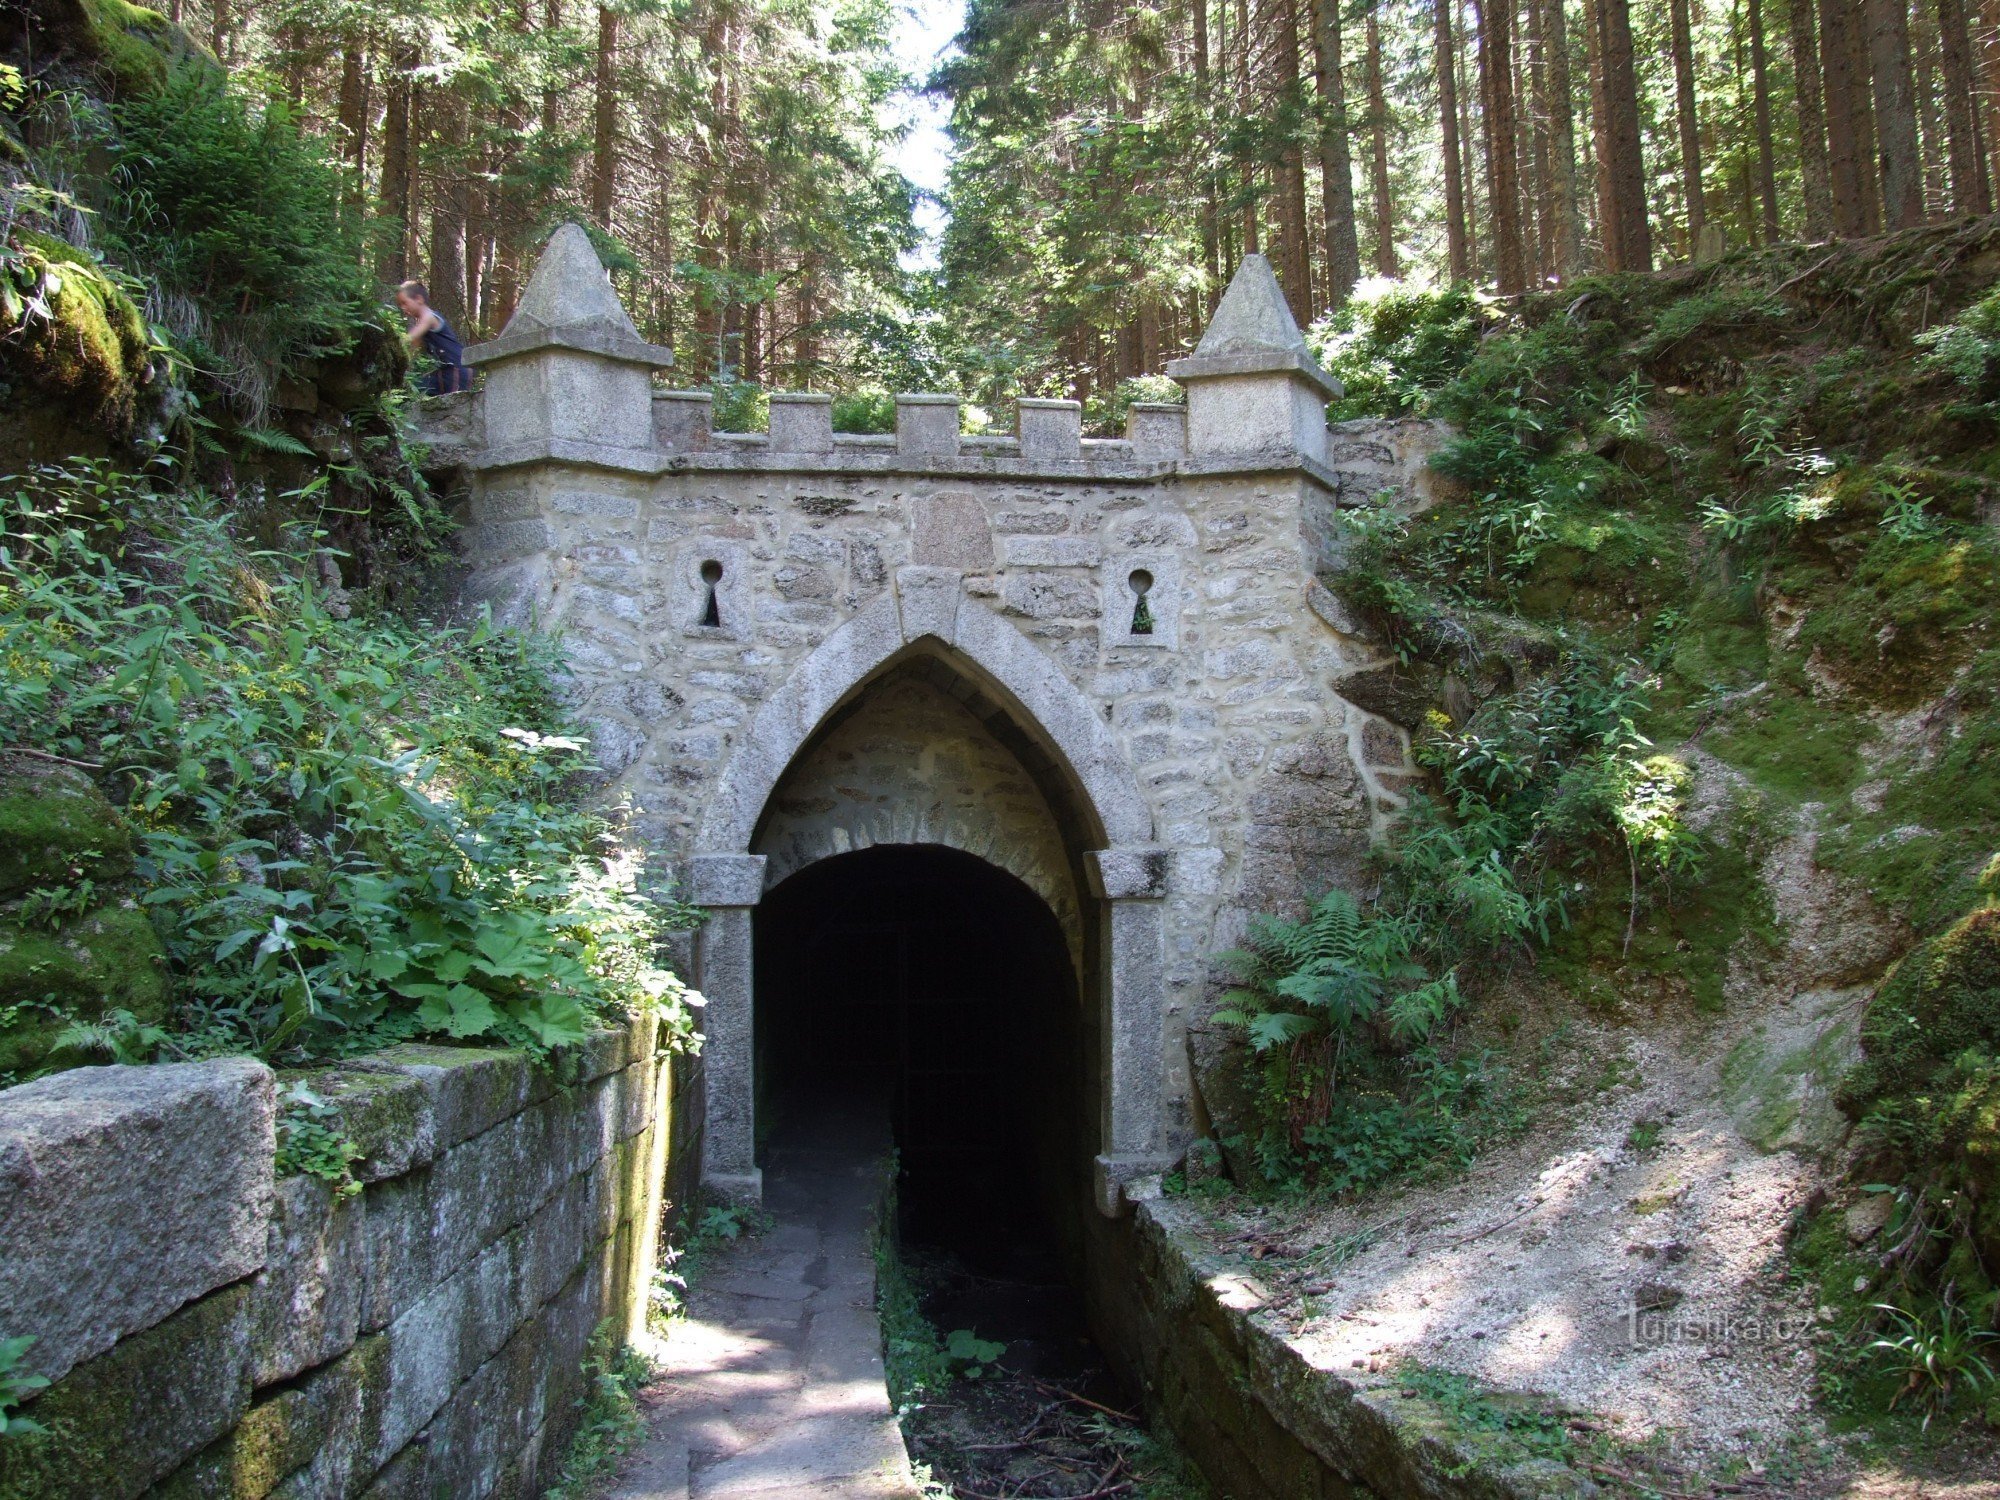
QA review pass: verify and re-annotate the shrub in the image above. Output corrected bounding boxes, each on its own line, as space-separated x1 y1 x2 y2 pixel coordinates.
1310 282 1488 421
831 384 896 434
99 66 373 393
1082 373 1181 436
0 462 699 1073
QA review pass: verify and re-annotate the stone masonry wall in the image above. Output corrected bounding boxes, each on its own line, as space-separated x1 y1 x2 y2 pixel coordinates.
441 429 1436 1153
0 1016 693 1500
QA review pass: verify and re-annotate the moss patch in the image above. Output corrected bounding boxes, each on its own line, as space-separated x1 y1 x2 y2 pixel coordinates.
0 230 153 431
0 901 168 1074
0 1283 253 1500
0 760 134 899
20 0 218 98
1839 906 2000 1114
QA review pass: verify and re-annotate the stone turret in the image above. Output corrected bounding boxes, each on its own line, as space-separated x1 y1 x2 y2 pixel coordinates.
1166 253 1341 465
464 223 673 459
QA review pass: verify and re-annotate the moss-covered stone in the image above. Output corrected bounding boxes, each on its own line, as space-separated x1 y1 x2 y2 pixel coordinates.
150 1336 389 1500
0 231 153 432
0 901 168 1075
10 0 219 98
1838 906 2000 1114
0 1283 254 1500
1720 1001 1861 1154
0 760 134 899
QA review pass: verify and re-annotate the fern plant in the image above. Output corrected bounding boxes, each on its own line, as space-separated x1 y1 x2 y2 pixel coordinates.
1214 890 1462 1064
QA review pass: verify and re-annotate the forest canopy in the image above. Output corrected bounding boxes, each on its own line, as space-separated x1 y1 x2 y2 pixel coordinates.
8 0 1998 410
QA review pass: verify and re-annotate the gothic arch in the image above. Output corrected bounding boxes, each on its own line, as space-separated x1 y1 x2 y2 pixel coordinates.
693 569 1153 859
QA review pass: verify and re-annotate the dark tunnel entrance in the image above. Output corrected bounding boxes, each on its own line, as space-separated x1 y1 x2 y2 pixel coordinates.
754 844 1090 1264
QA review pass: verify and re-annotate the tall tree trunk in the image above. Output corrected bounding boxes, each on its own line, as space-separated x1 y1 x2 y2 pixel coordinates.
1822 0 1873 234
591 6 620 227
1365 4 1397 276
1519 0 1547 279
1869 0 1927 227
378 46 416 285
1460 1 1483 273
1731 0 1760 245
1434 0 1472 280
1747 0 1782 237
1983 0 2000 212
1194 0 1224 295
1314 0 1362 300
1938 0 1990 213
1476 0 1529 292
428 89 470 323
336 37 370 204
1916 1 1949 215
542 0 565 141
1669 0 1705 256
1789 0 1835 237
1591 0 1650 268
1585 0 1617 265
1543 0 1583 274
1850 0 1885 229
1235 0 1260 253
1274 0 1314 317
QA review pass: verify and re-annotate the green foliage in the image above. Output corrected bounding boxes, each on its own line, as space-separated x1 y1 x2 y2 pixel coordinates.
1215 890 1459 1058
1310 284 1489 422
1394 1365 1577 1470
0 462 699 1070
1867 1300 1999 1427
545 1325 653 1500
1917 282 2000 415
50 1006 167 1066
0 228 157 431
943 1327 1005 1379
97 67 374 396
650 1198 771 1327
1841 908 2000 1115
273 1079 362 1197
1216 650 1691 1190
830 385 897 434
876 1226 953 1411
0 1336 49 1441
1082 373 1182 436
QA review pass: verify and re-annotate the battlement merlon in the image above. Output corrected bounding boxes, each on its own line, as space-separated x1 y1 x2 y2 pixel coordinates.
427 228 1352 495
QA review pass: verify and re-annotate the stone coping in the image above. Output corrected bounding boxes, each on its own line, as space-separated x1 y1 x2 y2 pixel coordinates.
1164 345 1344 400
1132 1189 1589 1498
465 322 676 369
456 433 1353 497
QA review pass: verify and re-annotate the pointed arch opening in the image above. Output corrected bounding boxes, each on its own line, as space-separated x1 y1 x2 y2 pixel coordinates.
689 580 1171 1218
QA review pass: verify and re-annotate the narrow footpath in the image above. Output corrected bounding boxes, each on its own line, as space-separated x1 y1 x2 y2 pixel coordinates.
608 1110 923 1500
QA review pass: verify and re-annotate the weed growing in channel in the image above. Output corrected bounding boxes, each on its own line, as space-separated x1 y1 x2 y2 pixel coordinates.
544 1324 654 1500
273 1079 362 1197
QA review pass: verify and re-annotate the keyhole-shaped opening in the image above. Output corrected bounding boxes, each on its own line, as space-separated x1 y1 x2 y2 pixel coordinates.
698 559 724 628
1127 568 1155 636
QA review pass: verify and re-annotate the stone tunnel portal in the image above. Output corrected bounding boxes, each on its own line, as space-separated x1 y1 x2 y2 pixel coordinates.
746 657 1101 1255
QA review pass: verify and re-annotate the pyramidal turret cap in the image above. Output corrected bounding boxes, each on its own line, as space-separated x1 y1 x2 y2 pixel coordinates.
467 223 673 369
1166 254 1341 399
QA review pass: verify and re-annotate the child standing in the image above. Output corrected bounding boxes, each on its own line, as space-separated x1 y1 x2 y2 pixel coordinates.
394 281 471 395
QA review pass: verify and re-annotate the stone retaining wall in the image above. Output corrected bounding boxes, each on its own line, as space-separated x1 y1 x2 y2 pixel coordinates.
0 1016 698 1500
1086 1192 1583 1500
